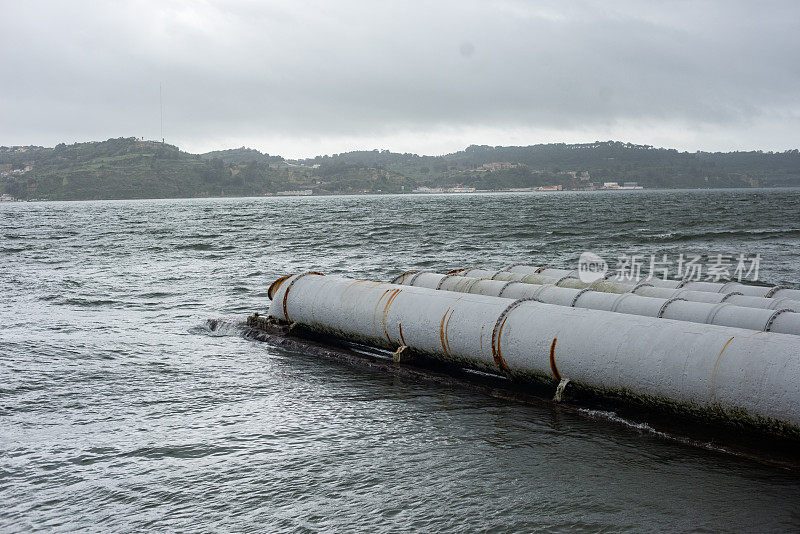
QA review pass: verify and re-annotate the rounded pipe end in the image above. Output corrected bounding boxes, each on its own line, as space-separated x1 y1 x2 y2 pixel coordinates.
268 272 324 299
391 270 419 285
268 274 293 300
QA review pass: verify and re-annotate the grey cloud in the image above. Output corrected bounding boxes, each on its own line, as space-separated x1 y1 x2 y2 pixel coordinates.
1 0 798 154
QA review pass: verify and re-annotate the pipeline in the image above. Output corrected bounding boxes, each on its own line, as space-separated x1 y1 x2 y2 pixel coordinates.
268 273 800 436
504 264 800 300
439 268 800 312
394 272 800 336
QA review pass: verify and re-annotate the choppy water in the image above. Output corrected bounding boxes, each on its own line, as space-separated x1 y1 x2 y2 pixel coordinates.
2 189 800 532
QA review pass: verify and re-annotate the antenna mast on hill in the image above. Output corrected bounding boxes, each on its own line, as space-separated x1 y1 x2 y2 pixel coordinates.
159 82 164 143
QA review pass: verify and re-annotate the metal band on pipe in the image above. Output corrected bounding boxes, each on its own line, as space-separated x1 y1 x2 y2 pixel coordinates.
529 284 550 300
764 309 793 332
554 274 576 287
497 280 523 298
491 298 538 374
719 281 741 294
281 271 325 323
629 282 654 294
570 287 595 307
657 297 687 318
720 291 744 302
610 293 633 313
390 270 418 285
704 302 732 325
462 277 482 292
489 270 507 280
765 285 789 298
435 274 456 290
407 270 434 286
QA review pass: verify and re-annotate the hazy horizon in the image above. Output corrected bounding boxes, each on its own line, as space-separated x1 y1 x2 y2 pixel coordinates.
4 136 800 161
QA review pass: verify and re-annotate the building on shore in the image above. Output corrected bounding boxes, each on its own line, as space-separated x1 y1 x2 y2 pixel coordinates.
411 186 476 194
276 189 313 196
601 181 643 190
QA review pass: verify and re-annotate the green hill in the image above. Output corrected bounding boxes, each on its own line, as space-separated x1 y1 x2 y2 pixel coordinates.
1 138 798 200
200 147 283 165
303 142 800 190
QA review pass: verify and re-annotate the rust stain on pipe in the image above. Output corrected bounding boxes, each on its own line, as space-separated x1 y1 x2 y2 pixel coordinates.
268 274 292 300
373 289 393 330
710 336 735 399
444 308 455 355
549 338 561 381
492 316 511 373
439 309 452 357
381 289 402 342
278 272 325 322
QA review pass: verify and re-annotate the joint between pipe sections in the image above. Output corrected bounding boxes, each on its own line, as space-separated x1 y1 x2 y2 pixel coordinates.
435 274 456 290
602 270 618 280
675 278 691 289
390 270 418 285
703 302 731 326
489 270 507 280
406 270 433 286
610 293 634 313
719 291 743 302
764 308 793 332
280 271 325 323
719 281 741 294
629 282 654 294
529 284 550 301
497 280 523 298
570 287 595 307
554 274 576 287
771 298 796 312
503 263 528 271
765 285 789 298
491 298 537 374
534 265 548 273
657 297 687 318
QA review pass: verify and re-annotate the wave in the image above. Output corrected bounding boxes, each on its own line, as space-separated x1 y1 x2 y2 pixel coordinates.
577 408 729 453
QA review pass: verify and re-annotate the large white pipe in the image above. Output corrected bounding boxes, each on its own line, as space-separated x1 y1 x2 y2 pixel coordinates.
505 264 800 300
268 273 800 435
440 268 800 312
395 272 800 336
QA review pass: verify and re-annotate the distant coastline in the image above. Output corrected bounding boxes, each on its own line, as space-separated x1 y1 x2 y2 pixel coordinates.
1 137 797 201
7 186 800 204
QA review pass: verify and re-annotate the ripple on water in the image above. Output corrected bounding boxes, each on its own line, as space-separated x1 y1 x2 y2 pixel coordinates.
1 190 800 531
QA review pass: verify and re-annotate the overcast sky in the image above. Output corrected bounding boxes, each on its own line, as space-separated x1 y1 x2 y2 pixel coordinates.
1 0 798 157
